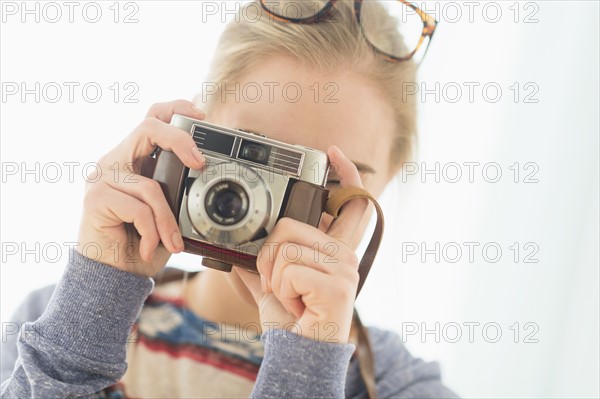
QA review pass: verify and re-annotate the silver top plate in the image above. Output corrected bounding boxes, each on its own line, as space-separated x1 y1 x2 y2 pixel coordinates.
171 114 329 186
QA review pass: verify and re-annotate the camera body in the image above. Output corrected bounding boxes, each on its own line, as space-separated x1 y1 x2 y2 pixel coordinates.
143 115 330 273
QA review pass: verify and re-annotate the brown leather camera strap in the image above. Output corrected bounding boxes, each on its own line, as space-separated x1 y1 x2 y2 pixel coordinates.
325 186 385 297
326 187 382 398
351 308 378 399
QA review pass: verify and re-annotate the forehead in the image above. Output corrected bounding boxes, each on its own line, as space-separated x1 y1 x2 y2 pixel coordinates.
207 56 395 172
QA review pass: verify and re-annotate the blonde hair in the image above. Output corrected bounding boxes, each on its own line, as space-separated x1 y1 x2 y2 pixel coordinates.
196 0 418 173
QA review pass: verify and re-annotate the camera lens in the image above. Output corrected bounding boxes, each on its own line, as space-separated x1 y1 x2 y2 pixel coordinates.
205 181 249 226
186 161 271 245
216 190 242 218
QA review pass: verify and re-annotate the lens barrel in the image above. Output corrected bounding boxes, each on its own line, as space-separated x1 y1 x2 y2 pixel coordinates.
204 182 249 226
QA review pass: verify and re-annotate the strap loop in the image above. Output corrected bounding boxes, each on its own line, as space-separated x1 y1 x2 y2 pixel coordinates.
325 186 385 297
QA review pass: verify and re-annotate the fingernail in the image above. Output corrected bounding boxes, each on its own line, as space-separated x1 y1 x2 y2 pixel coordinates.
332 145 344 157
191 106 205 118
191 146 205 165
171 231 184 251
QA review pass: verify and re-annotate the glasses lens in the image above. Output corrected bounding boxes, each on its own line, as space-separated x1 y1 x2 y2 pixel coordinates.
261 0 330 20
360 1 425 60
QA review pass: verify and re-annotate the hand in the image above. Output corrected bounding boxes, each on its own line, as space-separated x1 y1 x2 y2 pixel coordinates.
235 145 368 344
77 100 206 277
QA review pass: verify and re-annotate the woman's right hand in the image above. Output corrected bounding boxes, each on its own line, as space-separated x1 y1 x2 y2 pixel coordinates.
76 100 206 277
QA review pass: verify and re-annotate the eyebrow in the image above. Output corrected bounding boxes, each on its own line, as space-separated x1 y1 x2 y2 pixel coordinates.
353 161 377 174
328 161 376 180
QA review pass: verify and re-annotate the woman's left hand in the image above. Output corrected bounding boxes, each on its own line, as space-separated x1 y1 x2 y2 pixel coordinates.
235 145 368 344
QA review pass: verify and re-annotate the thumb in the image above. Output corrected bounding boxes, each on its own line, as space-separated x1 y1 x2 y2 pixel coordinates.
233 267 264 305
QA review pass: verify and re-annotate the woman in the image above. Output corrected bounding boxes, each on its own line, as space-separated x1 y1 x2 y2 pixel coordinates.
1 1 457 397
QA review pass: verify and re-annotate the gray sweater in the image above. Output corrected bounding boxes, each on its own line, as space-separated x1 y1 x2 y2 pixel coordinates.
0 251 458 398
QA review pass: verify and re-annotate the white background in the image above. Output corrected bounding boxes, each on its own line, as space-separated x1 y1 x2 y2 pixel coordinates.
1 1 598 398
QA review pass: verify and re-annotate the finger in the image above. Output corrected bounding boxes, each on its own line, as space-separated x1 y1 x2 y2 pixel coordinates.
278 265 331 319
108 118 206 170
270 243 356 296
233 267 263 305
326 145 369 246
104 172 184 254
317 212 334 233
145 99 206 123
93 183 161 262
270 244 319 298
256 218 342 286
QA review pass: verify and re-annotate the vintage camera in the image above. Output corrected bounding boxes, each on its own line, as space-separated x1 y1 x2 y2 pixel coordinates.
142 115 330 273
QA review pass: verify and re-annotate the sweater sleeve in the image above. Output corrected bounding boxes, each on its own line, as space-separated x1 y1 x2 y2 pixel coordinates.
349 326 460 398
0 250 154 398
251 326 459 399
250 329 356 399
1 285 55 385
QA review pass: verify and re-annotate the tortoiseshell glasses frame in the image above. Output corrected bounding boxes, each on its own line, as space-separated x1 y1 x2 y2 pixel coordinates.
259 0 438 63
